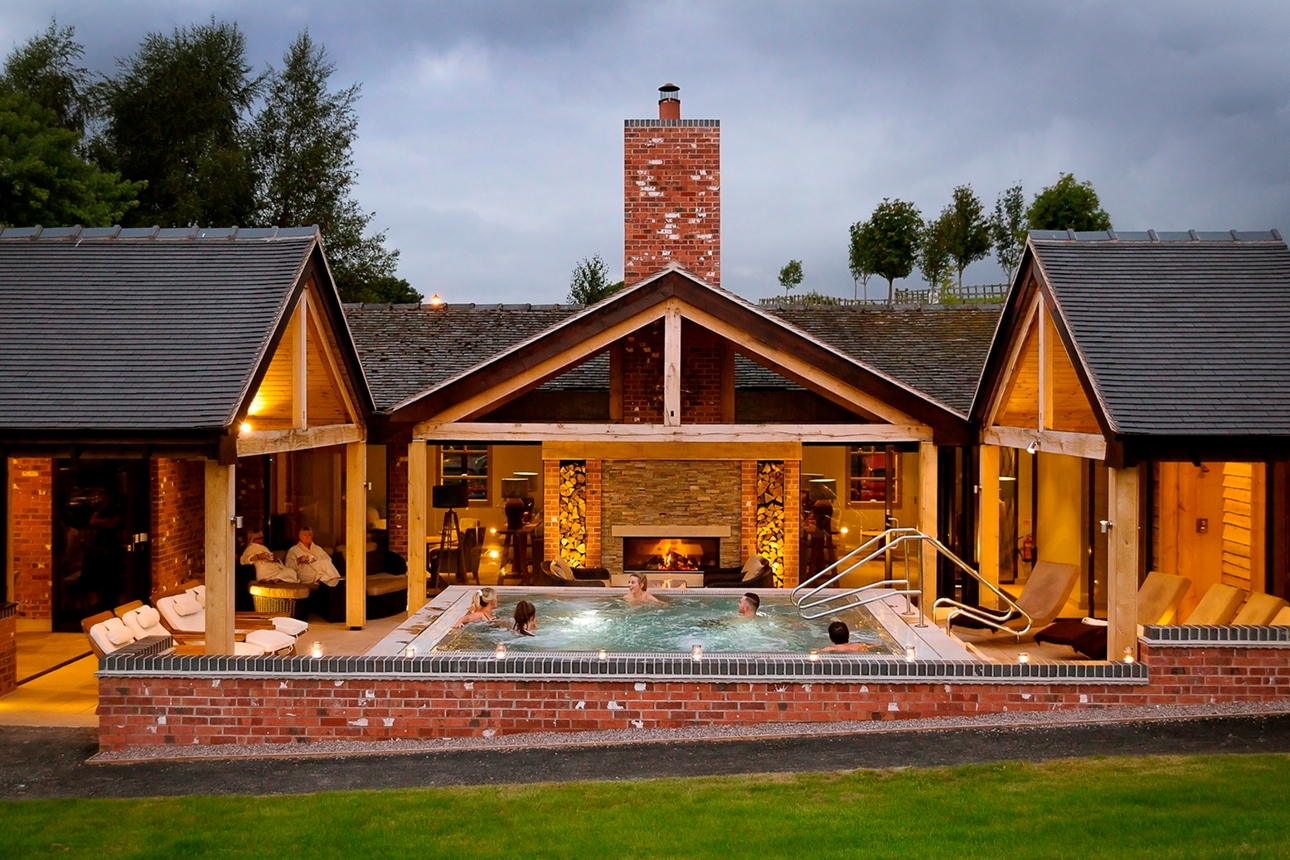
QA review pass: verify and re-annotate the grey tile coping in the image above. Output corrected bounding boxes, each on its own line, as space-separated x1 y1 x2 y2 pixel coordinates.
624 119 719 127
0 602 15 620
99 638 1150 684
1143 625 1290 645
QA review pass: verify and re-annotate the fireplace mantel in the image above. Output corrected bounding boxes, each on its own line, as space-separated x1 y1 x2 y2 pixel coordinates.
610 525 731 538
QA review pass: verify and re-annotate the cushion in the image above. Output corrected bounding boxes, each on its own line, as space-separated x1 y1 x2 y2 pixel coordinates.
186 585 206 608
234 641 266 656
742 556 767 582
1137 572 1192 625
122 605 164 639
1185 583 1247 625
365 573 408 597
272 617 310 637
173 593 202 617
245 628 296 653
1272 606 1290 627
550 557 575 581
102 617 134 647
1233 593 1290 625
88 621 124 655
1015 562 1080 625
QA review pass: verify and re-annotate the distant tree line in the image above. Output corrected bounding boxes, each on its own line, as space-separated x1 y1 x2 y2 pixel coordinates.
0 18 417 303
846 175 1112 303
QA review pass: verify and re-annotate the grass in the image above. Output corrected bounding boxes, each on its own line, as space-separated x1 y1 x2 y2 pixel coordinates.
4 754 1290 859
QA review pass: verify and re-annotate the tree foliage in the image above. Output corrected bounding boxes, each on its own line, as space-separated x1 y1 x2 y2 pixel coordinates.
867 198 923 303
917 212 953 296
0 91 141 227
1027 173 1112 232
848 220 877 300
942 184 992 289
1 18 94 136
778 259 803 294
252 31 416 303
95 19 262 228
990 183 1027 283
568 254 620 305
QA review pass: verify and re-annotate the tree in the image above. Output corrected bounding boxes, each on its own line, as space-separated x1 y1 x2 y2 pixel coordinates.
778 259 803 294
251 31 416 303
1027 173 1112 232
867 198 923 304
943 184 992 290
917 212 953 298
1 19 94 136
0 91 141 227
568 254 620 305
848 220 877 300
990 183 1027 283
95 19 262 228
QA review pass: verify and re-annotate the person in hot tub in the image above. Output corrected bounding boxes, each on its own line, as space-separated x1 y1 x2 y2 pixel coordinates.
624 573 661 604
737 592 760 618
452 587 498 628
821 620 872 653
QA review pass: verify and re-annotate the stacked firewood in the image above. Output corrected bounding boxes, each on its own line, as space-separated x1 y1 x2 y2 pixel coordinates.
558 461 588 567
755 461 786 584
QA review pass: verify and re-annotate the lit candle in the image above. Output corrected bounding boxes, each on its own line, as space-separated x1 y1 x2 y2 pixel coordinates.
1122 647 1136 664
808 650 820 662
597 649 608 661
691 644 703 662
310 641 323 659
904 644 916 663
1018 652 1030 665
404 645 417 658
494 643 508 660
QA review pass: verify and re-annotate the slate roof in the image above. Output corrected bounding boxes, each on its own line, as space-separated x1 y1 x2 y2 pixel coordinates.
345 300 1001 415
1029 230 1290 436
0 226 318 432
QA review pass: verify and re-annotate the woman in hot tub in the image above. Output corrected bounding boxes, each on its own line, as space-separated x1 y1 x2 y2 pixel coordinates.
624 573 661 604
452 587 498 628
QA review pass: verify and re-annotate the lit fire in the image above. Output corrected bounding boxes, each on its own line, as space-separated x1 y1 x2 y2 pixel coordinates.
647 539 703 571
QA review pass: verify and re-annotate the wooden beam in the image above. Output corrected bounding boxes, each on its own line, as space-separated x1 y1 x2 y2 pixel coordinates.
663 301 682 426
919 440 938 613
608 343 624 422
204 461 236 655
413 422 933 444
542 441 802 461
1038 301 1053 431
983 425 1107 461
236 423 362 457
292 300 308 430
345 442 367 629
1107 465 1140 660
407 440 428 613
978 444 1000 610
720 341 736 424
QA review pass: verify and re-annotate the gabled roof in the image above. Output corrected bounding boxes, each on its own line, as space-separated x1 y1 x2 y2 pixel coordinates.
974 229 1290 440
0 225 371 439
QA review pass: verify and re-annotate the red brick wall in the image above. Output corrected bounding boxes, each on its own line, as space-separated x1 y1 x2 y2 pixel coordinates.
8 458 53 620
0 608 16 696
543 459 560 563
235 457 265 547
96 642 1290 750
150 459 205 596
585 459 602 568
783 460 800 588
388 445 409 558
622 322 664 423
624 119 720 286
681 321 724 424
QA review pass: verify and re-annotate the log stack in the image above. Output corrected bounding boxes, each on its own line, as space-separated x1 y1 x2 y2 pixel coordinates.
755 460 786 586
558 461 588 567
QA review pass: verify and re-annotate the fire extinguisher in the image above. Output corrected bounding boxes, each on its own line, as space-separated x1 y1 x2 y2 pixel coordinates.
1019 534 1035 564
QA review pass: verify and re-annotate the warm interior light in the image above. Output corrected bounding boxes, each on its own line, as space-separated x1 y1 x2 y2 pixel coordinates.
904 644 917 663
691 644 703 662
808 650 820 662
310 641 323 658
1018 652 1030 664
494 643 508 659
489 527 497 534
488 549 500 560
404 645 417 658
839 526 849 535
239 421 253 435
247 393 267 416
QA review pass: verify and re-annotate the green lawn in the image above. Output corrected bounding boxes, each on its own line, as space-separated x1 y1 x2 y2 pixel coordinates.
4 754 1290 859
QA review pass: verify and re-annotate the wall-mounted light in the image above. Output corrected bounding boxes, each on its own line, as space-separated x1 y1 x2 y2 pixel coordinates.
240 421 253 435
1026 439 1040 455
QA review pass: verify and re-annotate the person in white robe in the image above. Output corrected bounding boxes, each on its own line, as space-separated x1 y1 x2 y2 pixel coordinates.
285 528 341 586
239 531 297 582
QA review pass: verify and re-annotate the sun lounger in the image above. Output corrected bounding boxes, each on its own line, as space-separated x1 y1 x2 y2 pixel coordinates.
1184 583 1247 625
944 561 1080 637
1232 593 1290 625
1035 572 1192 659
83 611 134 659
119 603 169 641
706 555 775 588
156 585 305 653
1272 607 1290 626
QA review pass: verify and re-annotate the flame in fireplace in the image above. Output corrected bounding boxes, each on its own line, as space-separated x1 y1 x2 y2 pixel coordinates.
649 539 702 571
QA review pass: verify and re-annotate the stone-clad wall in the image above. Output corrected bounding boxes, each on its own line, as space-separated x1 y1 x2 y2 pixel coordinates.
600 460 741 573
8 458 53 622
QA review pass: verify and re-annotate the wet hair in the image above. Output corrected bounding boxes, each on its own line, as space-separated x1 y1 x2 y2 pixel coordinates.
630 573 648 591
742 592 761 613
828 621 850 645
513 600 536 636
471 587 498 612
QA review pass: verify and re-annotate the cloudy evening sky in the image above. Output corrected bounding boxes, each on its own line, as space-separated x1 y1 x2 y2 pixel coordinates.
3 1 1289 303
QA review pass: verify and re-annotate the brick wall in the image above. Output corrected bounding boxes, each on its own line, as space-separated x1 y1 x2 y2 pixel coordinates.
621 322 664 423
150 459 205 596
681 321 724 424
624 119 720 286
600 460 741 573
783 460 801 588
388 444 409 558
95 642 1290 750
543 459 560 564
8 458 53 620
585 459 602 568
235 456 265 546
0 605 16 696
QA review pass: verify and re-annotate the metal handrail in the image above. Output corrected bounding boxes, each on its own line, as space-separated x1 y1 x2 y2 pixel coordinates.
792 527 1033 636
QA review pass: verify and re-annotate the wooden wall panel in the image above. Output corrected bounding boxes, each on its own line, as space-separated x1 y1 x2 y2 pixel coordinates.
996 324 1039 428
248 310 296 429
306 313 351 426
1045 313 1101 434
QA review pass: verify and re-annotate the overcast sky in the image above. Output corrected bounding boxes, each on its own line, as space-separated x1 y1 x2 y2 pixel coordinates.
3 2 1289 303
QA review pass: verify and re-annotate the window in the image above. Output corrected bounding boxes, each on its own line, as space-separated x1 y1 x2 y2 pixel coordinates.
440 444 490 504
849 446 898 506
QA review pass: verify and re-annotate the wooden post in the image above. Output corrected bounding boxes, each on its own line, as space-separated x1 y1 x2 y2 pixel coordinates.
345 441 367 629
609 343 624 422
720 341 736 424
978 444 1000 610
293 301 308 429
919 441 938 614
1107 465 1140 660
407 440 428 613
204 461 236 655
663 304 681 426
1038 303 1053 431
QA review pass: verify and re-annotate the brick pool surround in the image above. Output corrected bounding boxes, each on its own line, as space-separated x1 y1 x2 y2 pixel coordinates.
96 625 1290 751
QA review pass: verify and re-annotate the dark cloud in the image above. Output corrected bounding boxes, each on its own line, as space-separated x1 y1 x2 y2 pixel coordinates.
3 1 1288 302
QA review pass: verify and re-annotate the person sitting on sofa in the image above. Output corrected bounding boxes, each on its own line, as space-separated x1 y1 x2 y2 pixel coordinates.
821 621 869 653
240 530 297 582
285 527 341 586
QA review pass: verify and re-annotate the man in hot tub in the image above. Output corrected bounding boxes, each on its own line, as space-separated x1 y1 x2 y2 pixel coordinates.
624 573 661 604
737 592 760 617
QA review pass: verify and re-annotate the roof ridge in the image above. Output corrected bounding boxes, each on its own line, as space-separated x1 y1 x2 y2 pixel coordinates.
0 225 320 241
1030 228 1284 243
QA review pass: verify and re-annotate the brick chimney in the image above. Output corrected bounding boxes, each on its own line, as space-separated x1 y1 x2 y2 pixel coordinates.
624 83 720 286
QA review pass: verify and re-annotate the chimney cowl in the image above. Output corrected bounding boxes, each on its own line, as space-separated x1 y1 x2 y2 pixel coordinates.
658 83 680 120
